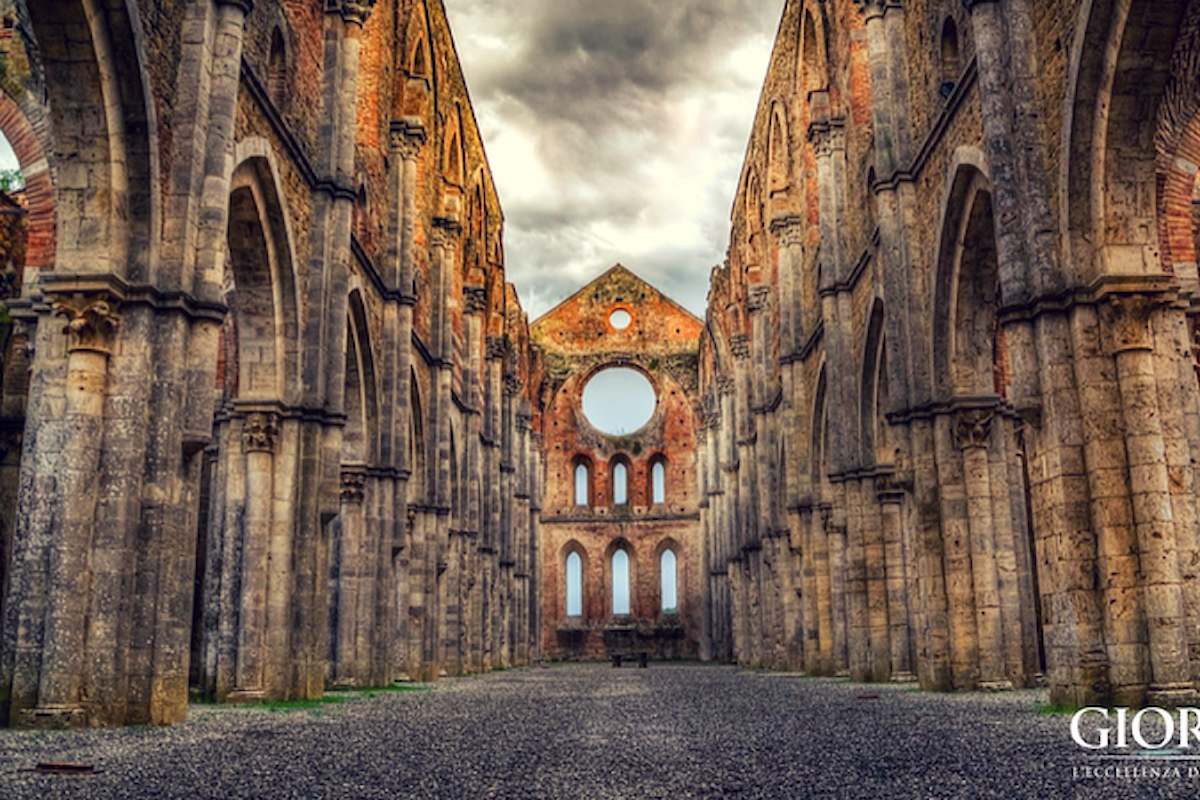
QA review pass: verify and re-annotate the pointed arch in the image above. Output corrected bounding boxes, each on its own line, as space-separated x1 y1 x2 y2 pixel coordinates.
812 363 828 486
572 454 593 507
409 367 427 500
268 26 288 108
610 455 631 506
799 6 829 97
606 538 636 616
860 298 887 465
932 159 1001 399
655 538 680 615
344 290 380 465
26 0 159 279
0 93 55 272
410 35 429 77
562 541 587 618
939 17 961 98
1061 0 1190 282
768 102 792 199
226 150 302 404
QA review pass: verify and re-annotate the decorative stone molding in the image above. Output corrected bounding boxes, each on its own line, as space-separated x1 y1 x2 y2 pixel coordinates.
1101 295 1157 354
463 286 488 315
729 334 751 360
340 468 366 503
961 0 999 10
216 0 254 12
486 336 507 360
953 409 994 450
52 294 121 355
241 411 280 454
503 373 522 397
716 377 736 396
390 118 427 160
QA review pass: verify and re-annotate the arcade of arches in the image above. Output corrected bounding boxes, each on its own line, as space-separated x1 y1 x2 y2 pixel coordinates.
0 0 1196 727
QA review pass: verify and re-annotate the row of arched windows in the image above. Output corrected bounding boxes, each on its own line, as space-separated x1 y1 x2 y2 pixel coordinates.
564 547 678 617
572 456 667 507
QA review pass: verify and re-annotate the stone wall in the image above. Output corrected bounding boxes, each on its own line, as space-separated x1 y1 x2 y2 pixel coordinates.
533 266 705 662
0 0 541 727
703 0 1200 708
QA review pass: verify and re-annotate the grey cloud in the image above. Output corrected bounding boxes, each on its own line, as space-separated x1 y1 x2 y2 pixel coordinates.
445 0 783 317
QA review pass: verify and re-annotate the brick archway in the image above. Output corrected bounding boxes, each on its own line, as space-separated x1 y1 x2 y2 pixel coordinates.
0 92 54 272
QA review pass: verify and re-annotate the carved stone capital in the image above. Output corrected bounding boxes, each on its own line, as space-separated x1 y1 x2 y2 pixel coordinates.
1102 295 1157 354
854 0 896 19
953 409 994 451
431 216 463 248
770 215 805 248
216 0 254 13
729 334 751 360
807 118 846 158
341 468 366 503
390 118 427 160
52 294 121 355
748 285 771 313
874 472 905 503
716 377 736 396
242 411 280 454
328 0 376 26
961 0 998 11
503 373 522 397
486 335 507 360
463 285 488 315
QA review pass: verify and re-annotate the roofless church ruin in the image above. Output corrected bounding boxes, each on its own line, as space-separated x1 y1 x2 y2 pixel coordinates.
0 0 1196 726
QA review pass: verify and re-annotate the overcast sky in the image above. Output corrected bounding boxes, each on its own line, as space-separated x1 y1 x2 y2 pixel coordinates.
443 0 785 319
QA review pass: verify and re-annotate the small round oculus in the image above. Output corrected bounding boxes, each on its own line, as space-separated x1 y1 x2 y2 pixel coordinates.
608 308 632 331
581 367 656 435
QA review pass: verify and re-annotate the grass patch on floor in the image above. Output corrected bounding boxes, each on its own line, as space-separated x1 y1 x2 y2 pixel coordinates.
257 697 346 712
1035 702 1082 716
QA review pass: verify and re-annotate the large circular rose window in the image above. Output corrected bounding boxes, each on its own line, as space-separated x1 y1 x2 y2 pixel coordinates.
581 367 656 435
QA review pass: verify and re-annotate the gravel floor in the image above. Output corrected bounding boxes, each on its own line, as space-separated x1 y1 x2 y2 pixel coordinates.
0 663 1196 799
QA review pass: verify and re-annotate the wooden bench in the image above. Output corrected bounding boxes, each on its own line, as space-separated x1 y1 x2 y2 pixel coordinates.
610 651 649 668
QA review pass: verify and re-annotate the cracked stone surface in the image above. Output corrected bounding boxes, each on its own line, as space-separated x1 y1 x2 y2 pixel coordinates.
0 664 1194 799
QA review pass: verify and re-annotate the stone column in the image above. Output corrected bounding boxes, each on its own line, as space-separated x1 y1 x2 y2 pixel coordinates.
845 477 870 681
877 474 914 681
1103 296 1195 705
956 408 1010 689
227 410 278 702
862 479 890 682
332 467 366 685
17 296 119 728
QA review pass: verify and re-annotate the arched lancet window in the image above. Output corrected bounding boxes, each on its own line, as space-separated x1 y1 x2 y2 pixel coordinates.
574 460 591 507
612 461 628 505
566 551 583 617
411 38 428 77
268 28 287 107
660 549 677 613
940 18 960 99
612 548 631 615
651 459 666 505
